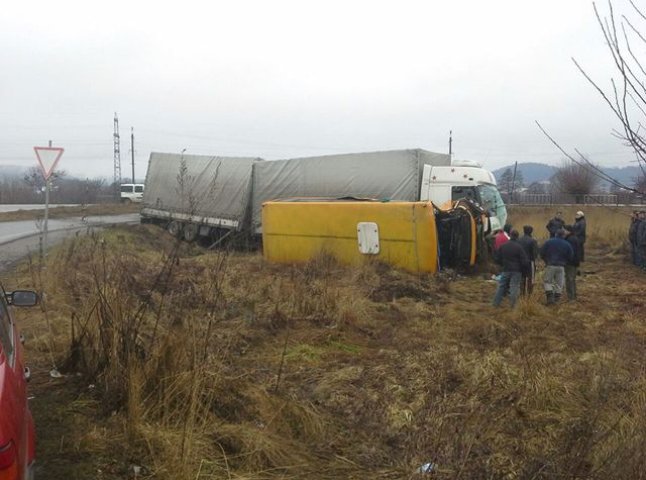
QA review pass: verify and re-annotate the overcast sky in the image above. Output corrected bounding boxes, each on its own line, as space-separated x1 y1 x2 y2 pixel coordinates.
0 0 642 179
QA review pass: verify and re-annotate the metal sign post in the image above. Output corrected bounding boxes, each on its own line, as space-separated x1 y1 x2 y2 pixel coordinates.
44 176 50 253
33 143 64 255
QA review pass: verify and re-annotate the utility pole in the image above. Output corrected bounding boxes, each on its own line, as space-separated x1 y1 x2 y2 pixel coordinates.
130 127 135 183
43 139 52 256
448 130 453 156
510 161 518 204
113 113 122 199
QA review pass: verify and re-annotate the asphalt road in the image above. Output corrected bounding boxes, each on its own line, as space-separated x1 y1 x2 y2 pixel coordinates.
0 214 139 271
0 204 79 213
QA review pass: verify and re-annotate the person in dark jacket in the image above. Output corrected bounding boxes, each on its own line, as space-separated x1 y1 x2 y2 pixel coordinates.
564 231 581 301
518 225 539 295
546 211 565 238
492 229 529 308
567 211 587 262
539 228 573 305
637 211 646 271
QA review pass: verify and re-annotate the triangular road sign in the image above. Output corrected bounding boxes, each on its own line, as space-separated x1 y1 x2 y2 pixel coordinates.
34 146 64 179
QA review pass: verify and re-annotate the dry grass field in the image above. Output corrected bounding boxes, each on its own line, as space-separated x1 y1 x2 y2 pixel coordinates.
7 205 645 479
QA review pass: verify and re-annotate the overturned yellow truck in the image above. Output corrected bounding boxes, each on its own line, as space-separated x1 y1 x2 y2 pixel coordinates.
262 199 481 274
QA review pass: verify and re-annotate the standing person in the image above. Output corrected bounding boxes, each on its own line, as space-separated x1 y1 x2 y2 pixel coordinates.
493 224 511 252
568 211 587 262
518 225 539 295
546 211 565 238
628 210 641 267
564 230 581 301
637 211 646 271
539 228 573 305
492 229 529 308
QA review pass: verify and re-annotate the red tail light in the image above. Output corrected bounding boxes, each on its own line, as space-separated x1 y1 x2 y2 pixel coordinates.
0 441 17 480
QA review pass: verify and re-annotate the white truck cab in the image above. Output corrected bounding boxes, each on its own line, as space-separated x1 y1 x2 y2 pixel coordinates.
420 160 507 233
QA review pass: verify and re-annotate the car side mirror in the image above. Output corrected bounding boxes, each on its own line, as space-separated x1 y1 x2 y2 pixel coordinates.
6 290 39 307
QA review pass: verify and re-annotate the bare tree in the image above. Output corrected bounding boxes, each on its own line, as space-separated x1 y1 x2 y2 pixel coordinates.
572 0 646 194
551 160 601 202
23 167 66 192
537 1 646 199
20 168 113 203
499 168 524 194
526 181 547 194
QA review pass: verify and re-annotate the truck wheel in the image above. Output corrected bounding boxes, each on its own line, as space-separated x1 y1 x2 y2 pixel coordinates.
167 221 182 237
183 223 199 242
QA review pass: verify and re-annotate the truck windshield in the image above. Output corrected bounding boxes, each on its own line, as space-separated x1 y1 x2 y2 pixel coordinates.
477 184 507 225
451 186 477 202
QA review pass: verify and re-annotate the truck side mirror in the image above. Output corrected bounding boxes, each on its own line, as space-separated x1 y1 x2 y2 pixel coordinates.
6 290 39 307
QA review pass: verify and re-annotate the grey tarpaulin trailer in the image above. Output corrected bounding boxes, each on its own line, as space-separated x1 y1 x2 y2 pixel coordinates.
140 152 262 242
251 149 451 232
140 149 452 241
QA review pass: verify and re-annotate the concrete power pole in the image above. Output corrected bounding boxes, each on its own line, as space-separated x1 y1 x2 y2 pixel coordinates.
113 113 122 199
448 130 453 157
130 127 135 183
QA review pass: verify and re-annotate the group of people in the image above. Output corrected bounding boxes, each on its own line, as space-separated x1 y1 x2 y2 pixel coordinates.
492 211 586 308
629 210 646 271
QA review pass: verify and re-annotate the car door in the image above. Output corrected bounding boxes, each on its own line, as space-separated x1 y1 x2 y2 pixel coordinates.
0 290 29 479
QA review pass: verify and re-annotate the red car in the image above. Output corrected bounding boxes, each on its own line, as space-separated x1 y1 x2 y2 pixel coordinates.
0 288 38 480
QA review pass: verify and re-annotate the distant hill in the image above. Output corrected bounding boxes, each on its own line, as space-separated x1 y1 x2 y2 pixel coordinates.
493 163 556 185
0 165 29 179
493 162 642 188
601 166 643 186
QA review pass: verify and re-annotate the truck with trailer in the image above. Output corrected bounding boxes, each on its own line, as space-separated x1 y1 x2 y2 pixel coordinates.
140 148 506 267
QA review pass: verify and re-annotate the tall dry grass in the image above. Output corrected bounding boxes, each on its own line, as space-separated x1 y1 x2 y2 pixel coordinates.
506 205 633 251
16 208 646 479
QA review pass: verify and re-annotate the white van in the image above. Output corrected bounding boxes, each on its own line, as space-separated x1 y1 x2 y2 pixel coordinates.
120 183 145 203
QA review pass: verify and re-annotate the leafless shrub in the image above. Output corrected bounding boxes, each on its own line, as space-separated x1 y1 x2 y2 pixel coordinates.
551 159 601 197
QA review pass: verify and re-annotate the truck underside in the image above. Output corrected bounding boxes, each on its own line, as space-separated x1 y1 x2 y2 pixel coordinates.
435 205 476 270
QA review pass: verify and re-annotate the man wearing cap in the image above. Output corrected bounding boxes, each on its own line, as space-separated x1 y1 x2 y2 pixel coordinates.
569 211 587 262
518 225 539 295
539 228 573 305
546 211 565 238
492 229 529 308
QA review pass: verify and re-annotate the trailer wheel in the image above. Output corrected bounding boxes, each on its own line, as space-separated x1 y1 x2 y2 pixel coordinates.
183 223 199 242
167 221 182 237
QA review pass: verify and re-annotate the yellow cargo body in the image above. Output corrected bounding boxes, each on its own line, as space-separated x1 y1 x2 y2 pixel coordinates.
262 200 439 273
